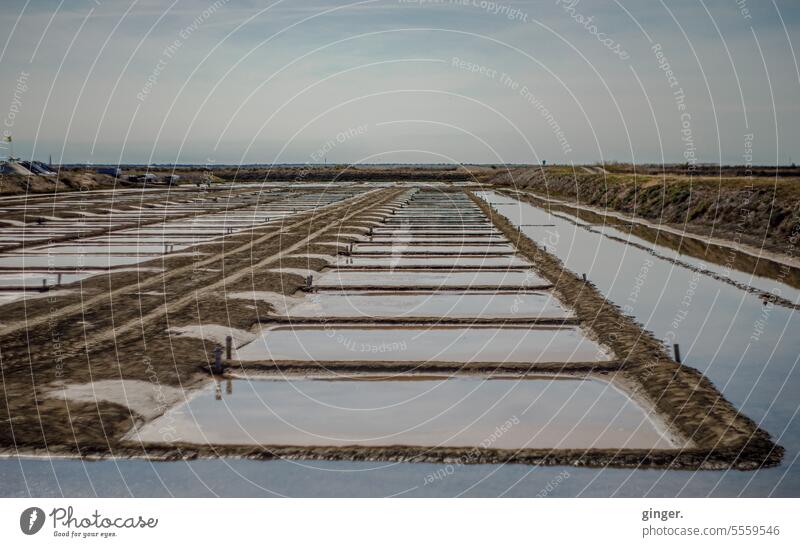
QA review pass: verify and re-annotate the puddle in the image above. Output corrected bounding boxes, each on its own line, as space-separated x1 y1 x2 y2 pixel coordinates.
132 377 671 449
284 292 573 319
367 236 506 244
237 326 610 362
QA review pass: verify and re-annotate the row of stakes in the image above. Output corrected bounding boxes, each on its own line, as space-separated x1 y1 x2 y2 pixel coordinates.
39 274 63 291
209 276 320 373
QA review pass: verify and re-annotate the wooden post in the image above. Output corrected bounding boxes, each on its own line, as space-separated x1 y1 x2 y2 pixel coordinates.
673 343 682 364
226 335 232 360
213 345 223 374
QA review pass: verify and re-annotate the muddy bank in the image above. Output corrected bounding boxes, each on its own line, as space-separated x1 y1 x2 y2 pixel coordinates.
487 166 800 256
3 441 778 470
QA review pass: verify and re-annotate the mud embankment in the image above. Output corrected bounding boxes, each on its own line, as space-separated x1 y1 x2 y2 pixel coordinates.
487 167 800 256
0 172 119 195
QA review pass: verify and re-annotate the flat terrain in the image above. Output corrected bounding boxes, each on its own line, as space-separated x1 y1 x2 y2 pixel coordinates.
0 175 783 471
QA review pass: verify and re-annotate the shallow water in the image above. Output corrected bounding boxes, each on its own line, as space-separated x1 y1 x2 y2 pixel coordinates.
0 272 93 287
236 326 610 363
284 292 573 319
335 256 530 267
316 269 548 288
132 377 673 449
354 244 515 254
27 244 186 255
4 189 799 497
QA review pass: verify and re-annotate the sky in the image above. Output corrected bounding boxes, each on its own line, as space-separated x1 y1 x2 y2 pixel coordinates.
0 0 798 166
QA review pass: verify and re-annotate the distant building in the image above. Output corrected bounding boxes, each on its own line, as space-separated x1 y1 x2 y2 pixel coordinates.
96 167 123 177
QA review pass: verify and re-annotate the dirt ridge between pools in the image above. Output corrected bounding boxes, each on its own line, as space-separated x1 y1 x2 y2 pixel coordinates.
1 442 773 471
467 190 783 469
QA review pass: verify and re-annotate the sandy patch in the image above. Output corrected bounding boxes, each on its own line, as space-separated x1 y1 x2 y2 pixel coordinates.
169 324 257 348
47 379 186 421
226 291 304 315
316 241 349 249
287 253 334 262
267 267 317 277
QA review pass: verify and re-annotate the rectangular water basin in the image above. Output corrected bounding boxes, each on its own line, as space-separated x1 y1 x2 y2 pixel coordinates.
132 376 672 449
354 244 515 254
237 326 610 362
317 269 548 288
0 254 154 269
284 292 573 319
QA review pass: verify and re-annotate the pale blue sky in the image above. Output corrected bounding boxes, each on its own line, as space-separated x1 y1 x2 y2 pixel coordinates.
1 0 798 165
